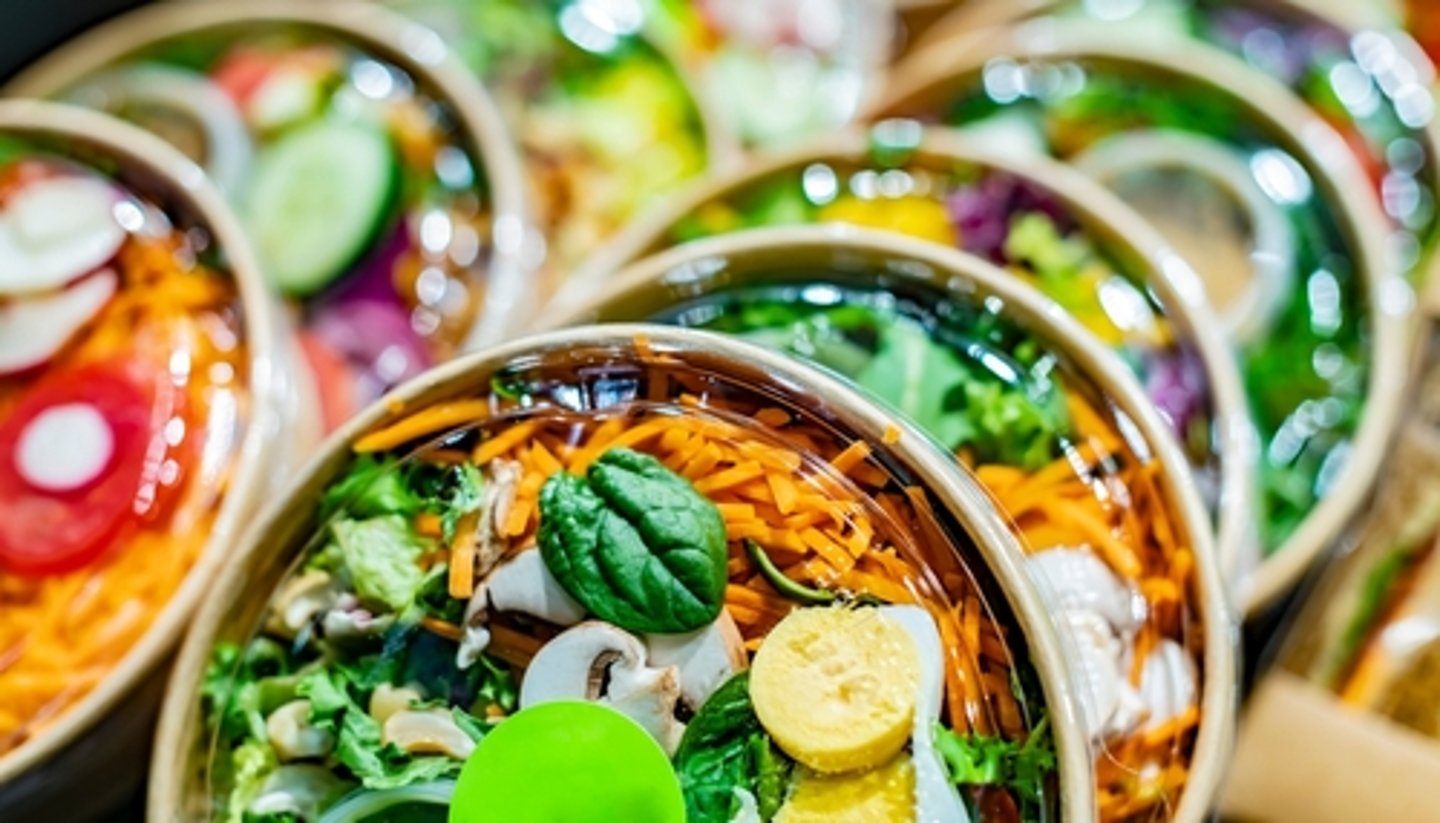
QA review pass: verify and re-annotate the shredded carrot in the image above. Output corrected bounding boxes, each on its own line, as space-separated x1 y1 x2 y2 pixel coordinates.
356 399 494 453
829 440 872 475
471 420 540 465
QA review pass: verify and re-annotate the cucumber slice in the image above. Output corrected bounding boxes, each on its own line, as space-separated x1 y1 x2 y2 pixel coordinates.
245 118 399 295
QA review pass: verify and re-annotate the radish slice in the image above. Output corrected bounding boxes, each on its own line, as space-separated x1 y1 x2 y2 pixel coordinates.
0 176 126 295
0 269 118 375
15 402 115 492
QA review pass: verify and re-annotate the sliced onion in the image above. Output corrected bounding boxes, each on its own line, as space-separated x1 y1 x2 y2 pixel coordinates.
0 176 124 295
0 268 117 375
317 781 455 823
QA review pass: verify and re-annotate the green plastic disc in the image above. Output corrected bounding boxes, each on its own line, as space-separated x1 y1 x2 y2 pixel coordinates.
450 701 685 823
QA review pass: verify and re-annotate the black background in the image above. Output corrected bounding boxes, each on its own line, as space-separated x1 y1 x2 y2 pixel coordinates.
0 0 145 82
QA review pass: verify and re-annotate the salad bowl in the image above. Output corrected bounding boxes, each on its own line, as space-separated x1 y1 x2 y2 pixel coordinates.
151 324 1096 822
875 17 1411 615
6 0 534 431
0 100 308 818
554 226 1237 822
549 126 1258 591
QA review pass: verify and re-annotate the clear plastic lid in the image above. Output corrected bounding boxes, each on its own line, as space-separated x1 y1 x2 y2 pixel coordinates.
562 124 1249 578
386 0 715 279
195 329 1069 822
14 2 530 430
878 21 1405 612
0 131 248 757
575 230 1226 822
982 0 1439 277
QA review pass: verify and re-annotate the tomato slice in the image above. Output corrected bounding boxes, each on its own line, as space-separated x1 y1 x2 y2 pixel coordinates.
298 331 359 434
0 360 184 576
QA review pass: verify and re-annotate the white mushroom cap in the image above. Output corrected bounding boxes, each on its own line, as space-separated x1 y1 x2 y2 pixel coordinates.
457 548 586 670
644 611 748 710
519 621 685 755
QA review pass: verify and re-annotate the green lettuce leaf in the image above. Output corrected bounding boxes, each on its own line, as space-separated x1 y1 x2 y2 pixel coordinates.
332 516 428 613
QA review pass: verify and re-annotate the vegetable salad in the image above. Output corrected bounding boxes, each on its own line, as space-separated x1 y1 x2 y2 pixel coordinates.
654 140 1224 514
45 14 512 430
1060 0 1438 277
643 0 894 146
578 238 1216 821
200 337 1060 821
390 0 711 278
881 49 1373 559
0 136 248 756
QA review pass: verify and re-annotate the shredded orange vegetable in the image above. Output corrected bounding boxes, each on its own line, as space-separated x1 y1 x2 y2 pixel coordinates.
0 226 247 755
368 371 1034 748
978 390 1200 822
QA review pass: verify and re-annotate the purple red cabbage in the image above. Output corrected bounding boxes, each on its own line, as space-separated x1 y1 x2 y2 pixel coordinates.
944 173 1077 264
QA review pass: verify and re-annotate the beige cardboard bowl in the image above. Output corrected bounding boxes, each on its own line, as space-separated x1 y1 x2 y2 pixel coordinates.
0 101 311 817
550 225 1237 822
914 0 1440 290
546 127 1258 594
873 20 1413 617
149 323 1096 821
4 0 534 352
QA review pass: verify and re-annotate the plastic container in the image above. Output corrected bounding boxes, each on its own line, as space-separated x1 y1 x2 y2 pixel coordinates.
553 226 1236 822
150 324 1094 822
549 125 1258 590
383 0 728 292
875 19 1411 616
640 0 897 148
6 0 533 432
0 100 312 819
918 0 1440 289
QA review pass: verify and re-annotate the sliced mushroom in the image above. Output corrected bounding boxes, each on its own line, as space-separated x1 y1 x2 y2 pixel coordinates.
519 621 685 755
368 683 424 725
247 765 351 821
881 606 969 823
266 700 336 762
475 458 521 577
457 548 585 670
644 611 747 710
381 708 477 760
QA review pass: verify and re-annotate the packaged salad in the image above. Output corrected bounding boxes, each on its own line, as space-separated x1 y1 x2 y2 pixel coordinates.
555 228 1236 822
920 0 1440 284
875 20 1410 613
554 126 1256 585
152 325 1093 822
7 0 532 432
640 0 896 147
1225 305 1440 821
0 101 306 818
382 0 720 285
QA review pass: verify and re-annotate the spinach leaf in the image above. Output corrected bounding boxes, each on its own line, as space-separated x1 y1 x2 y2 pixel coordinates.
539 447 727 633
673 673 792 823
935 717 1055 820
332 516 428 613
